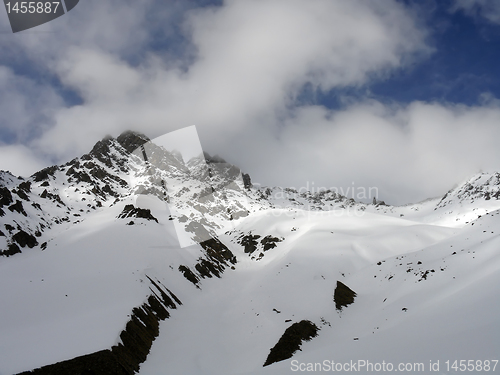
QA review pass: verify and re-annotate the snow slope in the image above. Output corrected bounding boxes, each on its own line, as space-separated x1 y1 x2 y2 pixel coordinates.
139 209 500 375
0 132 499 375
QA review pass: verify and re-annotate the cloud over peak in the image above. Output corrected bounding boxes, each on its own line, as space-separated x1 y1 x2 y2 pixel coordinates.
0 0 499 204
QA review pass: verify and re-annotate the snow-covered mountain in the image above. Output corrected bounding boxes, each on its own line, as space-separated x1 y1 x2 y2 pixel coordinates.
0 131 499 375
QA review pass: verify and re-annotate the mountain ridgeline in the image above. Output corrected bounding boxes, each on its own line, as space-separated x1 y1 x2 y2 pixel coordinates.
1 131 500 374
2 130 500 258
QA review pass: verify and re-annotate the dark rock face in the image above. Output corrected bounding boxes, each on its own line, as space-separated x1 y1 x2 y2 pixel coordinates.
333 281 357 311
17 350 129 375
261 235 282 251
18 278 181 375
242 173 252 189
4 224 15 232
196 238 237 278
8 200 27 216
117 205 159 223
178 265 200 287
0 131 174 258
202 237 237 265
178 237 237 285
203 151 226 164
89 138 112 165
116 131 150 154
39 190 65 206
32 166 59 182
0 243 21 257
239 234 261 254
0 187 13 217
12 230 38 248
65 166 92 184
0 186 13 207
18 181 32 193
14 188 29 201
0 129 256 258
263 320 319 367
237 233 283 258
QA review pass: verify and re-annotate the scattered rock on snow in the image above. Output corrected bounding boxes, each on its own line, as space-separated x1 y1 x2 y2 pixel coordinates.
333 281 357 311
263 320 319 367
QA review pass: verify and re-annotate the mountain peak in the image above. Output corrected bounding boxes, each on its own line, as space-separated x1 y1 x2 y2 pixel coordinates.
0 170 22 187
436 171 500 209
116 131 150 154
203 151 227 164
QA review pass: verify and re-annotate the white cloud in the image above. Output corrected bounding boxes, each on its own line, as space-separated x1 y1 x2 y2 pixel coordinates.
246 100 500 205
0 0 150 62
0 144 48 177
31 0 430 159
2 0 500 204
451 0 500 24
0 66 63 142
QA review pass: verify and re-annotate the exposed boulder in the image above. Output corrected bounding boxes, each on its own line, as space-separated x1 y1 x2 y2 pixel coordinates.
0 187 13 207
12 230 38 248
333 281 357 311
238 233 261 254
117 205 158 223
263 320 319 366
0 243 21 257
18 181 32 193
242 173 252 189
261 235 282 251
8 200 27 216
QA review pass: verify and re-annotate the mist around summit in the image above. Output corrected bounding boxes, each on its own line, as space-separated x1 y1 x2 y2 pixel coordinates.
0 130 498 374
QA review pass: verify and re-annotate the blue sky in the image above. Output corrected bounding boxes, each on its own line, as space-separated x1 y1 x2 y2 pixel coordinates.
308 0 500 108
1 0 500 204
372 0 500 105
